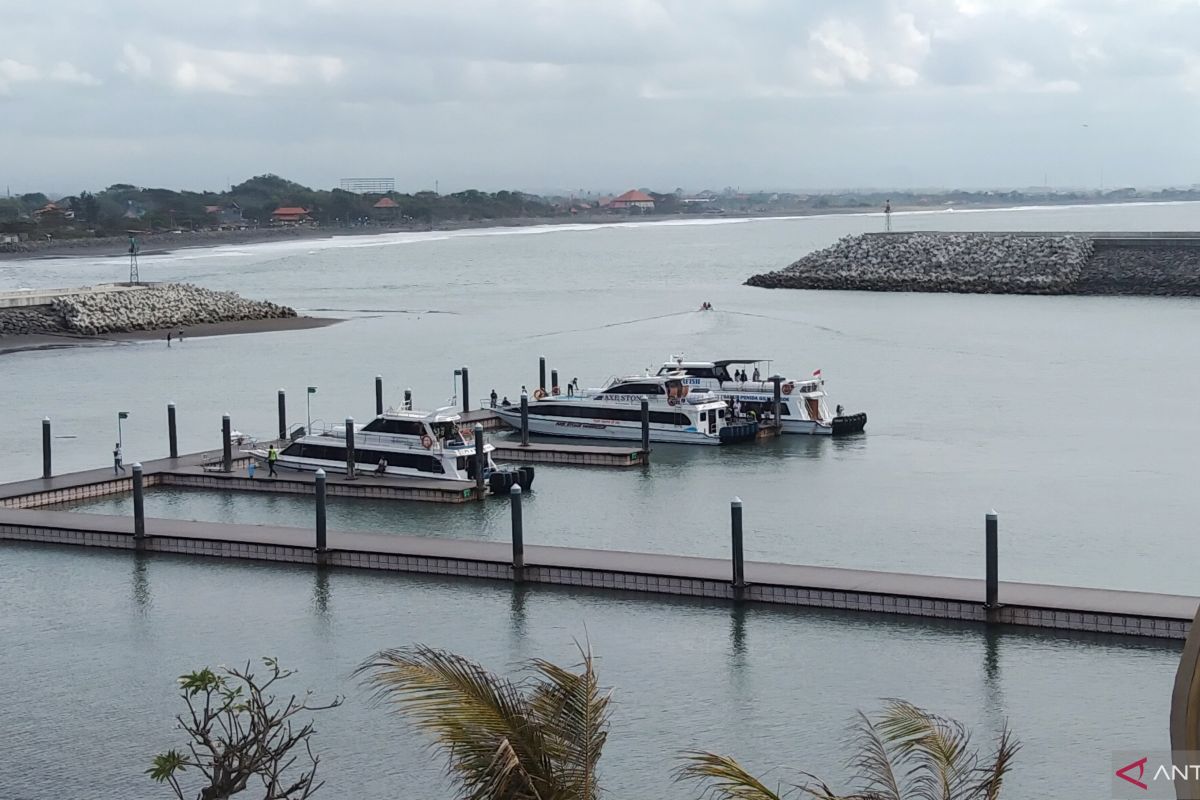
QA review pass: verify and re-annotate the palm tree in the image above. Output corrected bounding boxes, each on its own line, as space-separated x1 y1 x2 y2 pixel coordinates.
676 699 1019 800
357 644 611 800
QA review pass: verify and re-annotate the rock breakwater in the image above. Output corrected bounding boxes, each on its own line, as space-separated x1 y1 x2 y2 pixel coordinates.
0 283 296 337
746 233 1094 294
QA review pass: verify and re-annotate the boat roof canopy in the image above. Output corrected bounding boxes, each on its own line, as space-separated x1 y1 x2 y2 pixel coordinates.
382 406 462 423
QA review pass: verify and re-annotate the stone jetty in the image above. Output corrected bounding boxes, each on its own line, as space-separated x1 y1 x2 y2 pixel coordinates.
0 283 295 336
746 232 1200 296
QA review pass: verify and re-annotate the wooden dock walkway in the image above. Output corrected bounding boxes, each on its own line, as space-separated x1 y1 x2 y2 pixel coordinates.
0 503 1193 640
492 442 645 467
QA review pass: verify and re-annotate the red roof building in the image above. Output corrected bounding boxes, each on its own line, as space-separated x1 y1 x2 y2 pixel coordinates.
372 197 399 209
271 206 311 224
608 190 655 210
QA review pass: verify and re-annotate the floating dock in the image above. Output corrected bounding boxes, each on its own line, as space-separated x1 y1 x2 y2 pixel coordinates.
0 449 480 508
492 442 645 467
0 496 1193 639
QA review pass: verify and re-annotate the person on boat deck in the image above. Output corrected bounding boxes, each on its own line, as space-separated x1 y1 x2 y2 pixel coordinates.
733 399 742 420
501 396 511 406
267 445 278 477
490 389 498 408
752 366 761 382
374 458 388 475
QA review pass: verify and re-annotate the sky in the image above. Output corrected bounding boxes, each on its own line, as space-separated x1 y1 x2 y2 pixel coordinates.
2 0 1199 195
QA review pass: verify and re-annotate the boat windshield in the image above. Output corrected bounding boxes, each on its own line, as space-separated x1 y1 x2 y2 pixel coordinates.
430 421 461 444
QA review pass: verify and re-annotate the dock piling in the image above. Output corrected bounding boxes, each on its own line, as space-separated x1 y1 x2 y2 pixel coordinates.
551 369 559 395
474 424 485 499
345 417 356 480
771 375 783 426
132 463 145 546
731 497 745 594
461 366 471 413
375 375 384 416
221 414 233 473
520 392 530 446
41 417 51 479
277 389 287 440
315 468 327 554
510 484 524 580
404 388 412 411
985 510 999 609
640 397 650 459
167 403 178 459
539 356 546 391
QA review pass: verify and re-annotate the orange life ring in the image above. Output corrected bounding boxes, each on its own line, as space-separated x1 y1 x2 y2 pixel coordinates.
533 388 547 400
667 395 678 406
782 382 795 395
420 434 433 449
552 386 560 396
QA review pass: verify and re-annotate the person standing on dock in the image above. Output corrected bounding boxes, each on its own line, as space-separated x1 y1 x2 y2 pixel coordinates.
113 443 125 475
167 332 172 347
267 445 278 477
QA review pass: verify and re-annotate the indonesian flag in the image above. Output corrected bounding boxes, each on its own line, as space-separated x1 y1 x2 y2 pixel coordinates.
812 369 822 377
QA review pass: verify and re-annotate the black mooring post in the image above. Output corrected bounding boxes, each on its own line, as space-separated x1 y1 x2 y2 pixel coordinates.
132 462 146 546
277 389 287 440
41 417 51 479
640 397 650 458
771 375 782 428
474 423 486 499
221 414 233 473
551 369 559 395
345 417 356 480
510 484 524 580
315 468 328 552
539 356 546 391
520 392 530 447
461 365 471 413
986 510 999 609
375 375 384 417
167 403 178 459
731 497 745 592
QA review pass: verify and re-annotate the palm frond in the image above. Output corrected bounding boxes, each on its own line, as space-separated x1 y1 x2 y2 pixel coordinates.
675 751 792 800
356 646 552 800
837 709 905 800
964 726 1020 800
526 643 611 800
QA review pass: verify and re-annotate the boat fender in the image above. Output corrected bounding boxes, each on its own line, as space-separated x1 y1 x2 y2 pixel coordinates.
782 382 795 395
420 434 433 449
667 395 678 406
534 388 547 400
551 386 560 396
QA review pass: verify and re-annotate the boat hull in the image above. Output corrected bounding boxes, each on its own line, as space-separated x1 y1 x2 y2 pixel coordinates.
494 410 723 445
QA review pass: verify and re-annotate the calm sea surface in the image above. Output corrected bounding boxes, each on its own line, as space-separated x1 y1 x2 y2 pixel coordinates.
1 202 1196 798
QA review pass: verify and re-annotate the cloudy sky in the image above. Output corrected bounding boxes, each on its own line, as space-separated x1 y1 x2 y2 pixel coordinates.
3 0 1198 195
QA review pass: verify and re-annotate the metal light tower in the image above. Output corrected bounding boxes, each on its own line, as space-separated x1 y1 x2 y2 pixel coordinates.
117 410 129 450
127 234 140 284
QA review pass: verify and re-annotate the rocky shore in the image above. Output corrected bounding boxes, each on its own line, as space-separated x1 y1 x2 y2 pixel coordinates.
0 283 296 337
746 232 1200 296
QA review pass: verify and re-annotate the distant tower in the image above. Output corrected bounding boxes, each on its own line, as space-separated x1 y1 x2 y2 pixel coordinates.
884 199 892 232
128 235 140 284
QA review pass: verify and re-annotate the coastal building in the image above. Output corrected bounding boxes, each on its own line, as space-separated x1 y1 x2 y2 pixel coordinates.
371 196 400 221
270 206 312 225
32 203 72 226
608 190 655 211
204 203 245 228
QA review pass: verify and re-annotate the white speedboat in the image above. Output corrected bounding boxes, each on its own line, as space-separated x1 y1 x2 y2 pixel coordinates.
494 374 757 445
655 357 867 435
250 407 534 490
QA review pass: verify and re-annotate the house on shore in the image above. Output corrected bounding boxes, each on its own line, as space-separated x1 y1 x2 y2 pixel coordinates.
371 196 400 221
205 203 245 228
608 190 655 211
271 206 312 225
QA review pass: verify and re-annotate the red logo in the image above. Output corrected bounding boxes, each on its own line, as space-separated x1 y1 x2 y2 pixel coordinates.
1116 757 1149 790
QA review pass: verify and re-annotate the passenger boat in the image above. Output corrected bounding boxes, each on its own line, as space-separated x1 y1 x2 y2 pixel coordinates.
249 407 533 490
655 357 867 435
493 374 757 445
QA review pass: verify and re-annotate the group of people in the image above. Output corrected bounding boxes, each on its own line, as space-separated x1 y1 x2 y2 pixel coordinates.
731 367 761 382
490 377 582 408
728 399 773 424
698 301 714 311
165 330 185 346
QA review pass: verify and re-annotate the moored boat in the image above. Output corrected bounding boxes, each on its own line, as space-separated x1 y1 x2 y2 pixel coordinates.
655 357 867 435
494 374 755 445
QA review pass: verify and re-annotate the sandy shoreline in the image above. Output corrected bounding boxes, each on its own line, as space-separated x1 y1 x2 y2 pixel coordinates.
0 315 340 356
